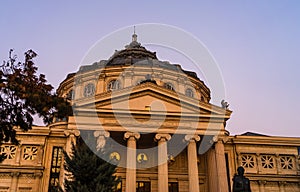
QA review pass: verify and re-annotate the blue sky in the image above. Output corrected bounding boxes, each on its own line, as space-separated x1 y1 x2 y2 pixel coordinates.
1 1 300 136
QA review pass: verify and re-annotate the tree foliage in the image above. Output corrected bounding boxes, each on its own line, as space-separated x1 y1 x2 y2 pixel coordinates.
63 136 120 192
0 49 72 148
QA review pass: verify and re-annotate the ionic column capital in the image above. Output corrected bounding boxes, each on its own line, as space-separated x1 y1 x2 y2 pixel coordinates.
278 181 286 186
94 131 110 151
34 172 43 178
10 172 20 177
211 135 229 144
184 134 200 142
258 180 267 185
64 129 80 137
124 132 140 140
155 133 171 142
94 130 110 138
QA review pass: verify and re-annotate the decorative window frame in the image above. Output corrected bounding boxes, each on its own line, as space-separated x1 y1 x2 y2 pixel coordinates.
240 154 257 170
22 146 38 161
164 82 175 91
83 83 96 97
48 146 63 190
66 89 75 100
261 155 275 169
278 155 296 174
107 79 121 91
185 88 194 98
0 145 17 161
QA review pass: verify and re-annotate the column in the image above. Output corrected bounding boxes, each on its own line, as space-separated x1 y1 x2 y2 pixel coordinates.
64 129 80 155
94 130 110 151
207 148 218 192
155 133 171 192
258 180 266 192
185 134 200 192
279 181 286 192
10 172 19 192
124 132 140 192
215 139 229 192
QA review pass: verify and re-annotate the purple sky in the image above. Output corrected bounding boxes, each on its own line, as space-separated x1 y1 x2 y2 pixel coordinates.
1 1 300 137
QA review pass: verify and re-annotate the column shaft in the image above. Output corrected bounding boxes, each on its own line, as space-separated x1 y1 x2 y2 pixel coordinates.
279 182 285 192
126 137 136 192
10 173 19 192
207 148 218 192
124 132 140 192
187 140 200 192
258 181 266 192
155 134 171 192
215 141 229 192
158 138 168 192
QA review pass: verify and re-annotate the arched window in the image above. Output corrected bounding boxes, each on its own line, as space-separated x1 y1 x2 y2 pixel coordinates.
66 89 74 100
164 82 175 91
185 88 194 98
107 80 121 91
201 96 205 102
84 83 95 97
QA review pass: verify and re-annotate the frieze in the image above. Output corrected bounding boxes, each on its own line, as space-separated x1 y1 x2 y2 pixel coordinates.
0 173 11 178
103 118 192 128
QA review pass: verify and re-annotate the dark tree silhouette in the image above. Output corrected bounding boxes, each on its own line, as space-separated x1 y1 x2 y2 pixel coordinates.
63 136 120 192
0 49 72 161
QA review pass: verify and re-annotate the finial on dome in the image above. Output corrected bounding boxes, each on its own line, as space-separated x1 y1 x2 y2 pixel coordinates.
132 26 137 42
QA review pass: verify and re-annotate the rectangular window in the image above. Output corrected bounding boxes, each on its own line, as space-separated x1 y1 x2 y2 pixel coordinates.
225 153 231 192
48 147 63 191
136 181 150 192
114 181 122 192
168 182 179 192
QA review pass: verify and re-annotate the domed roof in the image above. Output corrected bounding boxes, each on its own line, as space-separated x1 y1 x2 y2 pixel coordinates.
75 33 201 81
106 33 157 66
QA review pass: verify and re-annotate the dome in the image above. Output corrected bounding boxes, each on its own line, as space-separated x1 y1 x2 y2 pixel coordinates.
58 33 211 103
106 34 157 66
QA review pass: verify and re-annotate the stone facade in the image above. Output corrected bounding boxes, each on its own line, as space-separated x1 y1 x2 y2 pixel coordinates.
0 35 299 192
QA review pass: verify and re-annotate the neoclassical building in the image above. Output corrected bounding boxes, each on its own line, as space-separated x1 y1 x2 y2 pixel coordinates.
0 34 299 192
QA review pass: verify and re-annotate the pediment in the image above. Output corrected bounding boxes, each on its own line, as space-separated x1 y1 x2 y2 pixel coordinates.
74 82 231 118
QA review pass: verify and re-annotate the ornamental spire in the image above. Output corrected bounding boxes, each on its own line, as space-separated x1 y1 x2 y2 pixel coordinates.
132 26 137 42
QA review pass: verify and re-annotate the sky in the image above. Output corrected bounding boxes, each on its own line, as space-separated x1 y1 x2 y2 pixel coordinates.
1 1 300 137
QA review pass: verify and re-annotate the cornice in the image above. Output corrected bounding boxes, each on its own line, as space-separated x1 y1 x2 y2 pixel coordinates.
229 135 300 146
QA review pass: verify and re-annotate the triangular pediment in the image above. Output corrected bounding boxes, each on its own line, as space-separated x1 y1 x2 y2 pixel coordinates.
74 82 231 118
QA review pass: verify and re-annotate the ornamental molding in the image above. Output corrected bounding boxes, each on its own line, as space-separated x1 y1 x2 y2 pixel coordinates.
155 133 171 142
184 134 200 142
64 129 80 137
124 132 140 140
94 130 110 151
